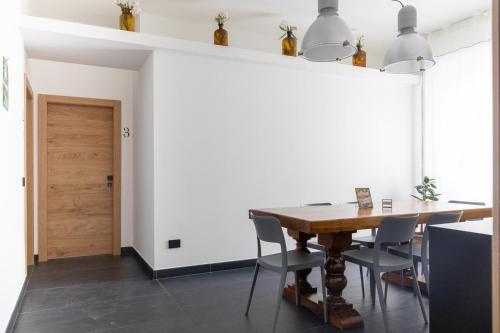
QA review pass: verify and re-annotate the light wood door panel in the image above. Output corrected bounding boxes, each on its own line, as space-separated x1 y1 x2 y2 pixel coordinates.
25 75 34 267
42 98 119 260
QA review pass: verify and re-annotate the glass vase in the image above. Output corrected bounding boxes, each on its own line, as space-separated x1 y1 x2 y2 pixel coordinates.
352 48 366 67
282 32 297 57
120 13 135 32
214 24 228 46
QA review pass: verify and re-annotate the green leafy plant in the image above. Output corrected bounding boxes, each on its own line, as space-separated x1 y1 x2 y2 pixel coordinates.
411 176 440 201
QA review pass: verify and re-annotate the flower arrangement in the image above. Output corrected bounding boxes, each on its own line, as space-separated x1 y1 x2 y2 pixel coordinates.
113 0 142 16
215 11 230 26
279 20 297 39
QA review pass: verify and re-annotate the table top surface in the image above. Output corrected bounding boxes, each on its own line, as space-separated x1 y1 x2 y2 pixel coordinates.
250 201 492 234
430 218 493 236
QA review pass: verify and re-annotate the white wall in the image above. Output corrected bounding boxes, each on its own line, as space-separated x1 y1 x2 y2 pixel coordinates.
150 50 419 270
426 11 491 57
0 1 27 331
132 53 155 267
27 59 136 250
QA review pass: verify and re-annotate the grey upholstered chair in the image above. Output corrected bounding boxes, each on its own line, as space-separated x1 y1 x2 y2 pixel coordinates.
351 201 377 279
304 202 367 298
388 212 463 294
246 215 327 333
343 216 428 332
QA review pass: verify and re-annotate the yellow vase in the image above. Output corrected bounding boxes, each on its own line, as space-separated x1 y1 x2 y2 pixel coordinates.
282 32 297 57
120 13 135 32
214 24 228 46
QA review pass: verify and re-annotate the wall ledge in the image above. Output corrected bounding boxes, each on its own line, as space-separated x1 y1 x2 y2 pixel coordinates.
20 15 420 85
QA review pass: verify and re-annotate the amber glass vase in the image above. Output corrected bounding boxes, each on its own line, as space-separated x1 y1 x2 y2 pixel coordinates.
214 24 228 46
120 13 135 32
282 32 297 57
352 47 366 67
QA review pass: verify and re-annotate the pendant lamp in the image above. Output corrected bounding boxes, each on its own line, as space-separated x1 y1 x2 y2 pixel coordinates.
301 0 356 62
382 1 435 73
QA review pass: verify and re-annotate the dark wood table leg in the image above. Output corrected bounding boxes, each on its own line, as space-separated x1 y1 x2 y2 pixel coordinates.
286 230 317 295
319 232 364 330
282 230 363 330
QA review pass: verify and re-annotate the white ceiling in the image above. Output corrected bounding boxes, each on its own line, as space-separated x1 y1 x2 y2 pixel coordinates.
23 0 491 50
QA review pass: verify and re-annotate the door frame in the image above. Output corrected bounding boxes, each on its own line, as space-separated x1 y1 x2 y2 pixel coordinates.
24 75 34 267
38 95 122 262
493 0 499 331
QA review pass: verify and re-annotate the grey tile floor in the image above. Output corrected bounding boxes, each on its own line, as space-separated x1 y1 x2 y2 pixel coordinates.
12 255 429 333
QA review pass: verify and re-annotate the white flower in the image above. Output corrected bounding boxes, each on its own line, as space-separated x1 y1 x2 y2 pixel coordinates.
132 6 142 15
279 20 297 33
279 20 289 30
215 11 230 24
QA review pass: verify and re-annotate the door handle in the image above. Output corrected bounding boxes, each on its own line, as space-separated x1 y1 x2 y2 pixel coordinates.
107 175 113 190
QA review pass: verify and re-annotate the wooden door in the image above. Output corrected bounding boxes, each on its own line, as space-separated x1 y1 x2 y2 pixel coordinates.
38 95 121 261
24 75 34 267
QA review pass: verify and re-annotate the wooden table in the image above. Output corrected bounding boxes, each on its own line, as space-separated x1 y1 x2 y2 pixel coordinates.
249 201 492 330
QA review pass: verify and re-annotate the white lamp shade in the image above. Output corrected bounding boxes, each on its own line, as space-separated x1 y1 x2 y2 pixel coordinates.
301 0 357 62
383 33 436 74
382 5 435 74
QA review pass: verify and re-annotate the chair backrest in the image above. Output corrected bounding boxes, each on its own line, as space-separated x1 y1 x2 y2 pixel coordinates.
373 216 419 266
422 211 463 259
448 200 486 206
249 216 287 268
250 216 285 245
306 203 332 206
375 216 419 247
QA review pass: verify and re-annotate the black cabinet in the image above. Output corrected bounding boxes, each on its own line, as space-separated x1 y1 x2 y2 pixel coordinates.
429 220 492 333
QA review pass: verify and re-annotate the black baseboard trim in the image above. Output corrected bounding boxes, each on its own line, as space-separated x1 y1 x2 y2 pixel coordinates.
6 275 29 333
121 246 256 280
121 246 155 278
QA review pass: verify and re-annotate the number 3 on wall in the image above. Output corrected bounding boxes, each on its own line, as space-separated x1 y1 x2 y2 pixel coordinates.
123 127 130 138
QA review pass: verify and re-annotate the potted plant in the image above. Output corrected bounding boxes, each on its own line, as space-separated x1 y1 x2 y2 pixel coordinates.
279 20 298 57
411 176 441 201
214 11 230 46
113 0 142 32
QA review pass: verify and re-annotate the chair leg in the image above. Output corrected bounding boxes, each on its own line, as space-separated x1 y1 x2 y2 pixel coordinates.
374 269 389 333
400 270 405 287
320 266 328 323
384 273 388 303
272 271 287 333
411 266 429 324
414 257 419 277
422 259 430 296
359 265 365 298
370 269 376 307
294 271 300 306
245 264 260 315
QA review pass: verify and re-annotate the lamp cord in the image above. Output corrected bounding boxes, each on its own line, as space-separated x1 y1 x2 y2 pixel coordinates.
392 0 405 8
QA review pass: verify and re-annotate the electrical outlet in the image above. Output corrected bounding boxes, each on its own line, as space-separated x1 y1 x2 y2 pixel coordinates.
168 239 181 249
